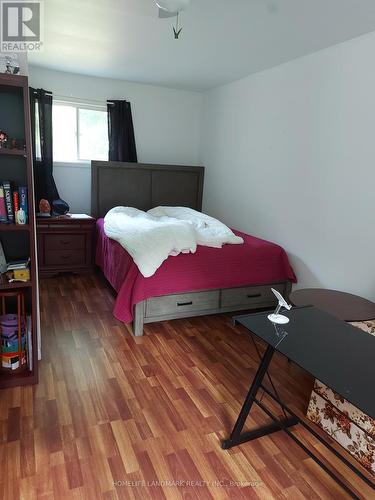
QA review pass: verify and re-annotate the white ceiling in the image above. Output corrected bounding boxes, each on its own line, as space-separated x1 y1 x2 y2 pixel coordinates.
29 0 375 91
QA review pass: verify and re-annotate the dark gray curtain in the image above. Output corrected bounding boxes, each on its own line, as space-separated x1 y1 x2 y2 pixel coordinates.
107 100 137 162
29 88 61 207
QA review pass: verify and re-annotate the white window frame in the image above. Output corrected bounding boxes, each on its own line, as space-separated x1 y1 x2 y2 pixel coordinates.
53 98 108 167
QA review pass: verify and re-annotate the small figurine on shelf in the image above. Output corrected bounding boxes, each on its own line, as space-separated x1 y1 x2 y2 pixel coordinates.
37 198 51 217
5 271 13 282
9 138 25 150
4 56 19 75
0 130 8 149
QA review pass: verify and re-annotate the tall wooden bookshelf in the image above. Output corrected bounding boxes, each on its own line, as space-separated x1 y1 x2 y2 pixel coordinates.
0 74 39 388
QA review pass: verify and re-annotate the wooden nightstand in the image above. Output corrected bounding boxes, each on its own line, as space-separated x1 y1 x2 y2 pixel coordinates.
37 214 96 277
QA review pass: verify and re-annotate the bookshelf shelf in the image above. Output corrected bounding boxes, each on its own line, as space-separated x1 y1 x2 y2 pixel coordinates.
0 365 28 375
0 73 38 390
0 281 32 291
0 148 26 157
0 224 30 232
0 368 36 388
0 74 28 89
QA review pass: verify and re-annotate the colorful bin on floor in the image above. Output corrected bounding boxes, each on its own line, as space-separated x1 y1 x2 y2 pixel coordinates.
307 320 375 476
0 313 27 370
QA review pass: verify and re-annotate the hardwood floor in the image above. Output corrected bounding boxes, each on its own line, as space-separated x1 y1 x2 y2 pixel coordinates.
1 273 374 499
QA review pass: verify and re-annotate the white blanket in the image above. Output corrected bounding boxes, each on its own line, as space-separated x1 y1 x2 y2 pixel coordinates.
148 206 244 248
104 207 197 277
104 206 244 278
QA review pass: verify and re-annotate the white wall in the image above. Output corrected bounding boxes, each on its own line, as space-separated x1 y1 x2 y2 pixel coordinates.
28 66 203 213
200 32 375 301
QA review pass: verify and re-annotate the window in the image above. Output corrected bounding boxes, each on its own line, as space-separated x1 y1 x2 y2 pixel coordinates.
52 101 108 162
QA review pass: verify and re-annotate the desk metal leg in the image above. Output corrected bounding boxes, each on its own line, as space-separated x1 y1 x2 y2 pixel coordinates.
222 345 373 498
222 345 298 449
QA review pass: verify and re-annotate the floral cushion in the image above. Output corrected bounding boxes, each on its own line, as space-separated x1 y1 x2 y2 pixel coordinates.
313 380 375 438
306 319 375 475
350 319 375 336
307 391 375 474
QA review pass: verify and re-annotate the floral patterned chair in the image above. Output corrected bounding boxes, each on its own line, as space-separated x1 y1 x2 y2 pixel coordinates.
306 320 375 475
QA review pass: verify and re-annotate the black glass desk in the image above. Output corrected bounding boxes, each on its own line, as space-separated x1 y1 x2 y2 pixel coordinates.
222 306 375 498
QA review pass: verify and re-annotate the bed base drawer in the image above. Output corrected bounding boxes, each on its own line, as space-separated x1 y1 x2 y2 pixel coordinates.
221 283 284 308
134 281 292 336
145 290 220 318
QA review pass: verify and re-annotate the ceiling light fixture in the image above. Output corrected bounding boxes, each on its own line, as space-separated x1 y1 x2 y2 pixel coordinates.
155 0 191 39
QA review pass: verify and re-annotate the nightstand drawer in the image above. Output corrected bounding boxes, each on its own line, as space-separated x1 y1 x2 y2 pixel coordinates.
45 249 85 267
45 234 85 250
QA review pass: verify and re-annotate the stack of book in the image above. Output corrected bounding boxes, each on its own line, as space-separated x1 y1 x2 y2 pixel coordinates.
0 181 28 225
6 258 30 282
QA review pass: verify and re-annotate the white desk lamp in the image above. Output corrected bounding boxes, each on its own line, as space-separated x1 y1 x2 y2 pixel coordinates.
268 288 292 324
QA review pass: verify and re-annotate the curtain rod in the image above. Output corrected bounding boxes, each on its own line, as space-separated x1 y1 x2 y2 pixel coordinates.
51 94 130 107
33 92 126 107
53 93 110 106
30 89 53 96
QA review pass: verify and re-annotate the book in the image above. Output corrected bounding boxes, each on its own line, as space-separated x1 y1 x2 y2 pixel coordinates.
6 258 30 271
2 352 26 370
2 354 20 370
27 315 32 371
18 186 28 224
13 268 30 281
69 214 93 219
13 191 19 223
3 181 14 223
0 186 7 222
0 240 6 273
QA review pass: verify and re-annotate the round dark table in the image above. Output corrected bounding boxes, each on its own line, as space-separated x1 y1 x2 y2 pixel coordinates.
290 288 375 322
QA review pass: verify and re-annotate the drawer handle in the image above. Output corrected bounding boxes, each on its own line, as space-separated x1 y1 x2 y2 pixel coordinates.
60 255 70 260
246 293 262 299
177 301 193 307
60 240 70 245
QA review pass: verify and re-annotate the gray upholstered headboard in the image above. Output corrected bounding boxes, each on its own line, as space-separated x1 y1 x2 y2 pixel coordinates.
91 161 205 218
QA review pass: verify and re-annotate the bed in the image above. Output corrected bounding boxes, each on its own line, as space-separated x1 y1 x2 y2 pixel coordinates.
92 161 297 336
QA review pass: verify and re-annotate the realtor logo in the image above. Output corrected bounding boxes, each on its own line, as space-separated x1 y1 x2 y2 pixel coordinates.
1 1 44 52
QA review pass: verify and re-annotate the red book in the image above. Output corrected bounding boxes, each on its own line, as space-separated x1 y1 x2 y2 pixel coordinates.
13 191 19 223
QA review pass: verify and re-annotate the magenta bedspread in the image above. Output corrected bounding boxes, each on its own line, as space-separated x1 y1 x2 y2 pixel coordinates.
95 218 297 323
